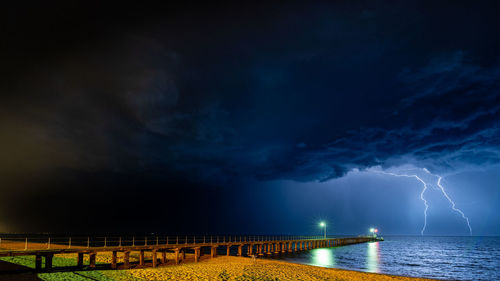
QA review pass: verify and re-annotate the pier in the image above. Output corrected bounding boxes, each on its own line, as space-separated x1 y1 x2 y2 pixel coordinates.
0 236 382 272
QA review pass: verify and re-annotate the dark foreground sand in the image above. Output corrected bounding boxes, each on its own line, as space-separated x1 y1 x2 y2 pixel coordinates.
0 260 41 281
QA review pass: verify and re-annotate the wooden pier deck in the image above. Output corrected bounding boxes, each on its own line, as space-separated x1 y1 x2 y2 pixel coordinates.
0 236 381 272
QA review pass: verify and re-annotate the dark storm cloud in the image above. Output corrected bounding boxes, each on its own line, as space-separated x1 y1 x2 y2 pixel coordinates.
1 1 500 232
3 1 500 183
266 52 500 181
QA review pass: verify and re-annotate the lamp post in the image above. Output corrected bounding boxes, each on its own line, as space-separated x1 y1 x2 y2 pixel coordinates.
320 222 326 239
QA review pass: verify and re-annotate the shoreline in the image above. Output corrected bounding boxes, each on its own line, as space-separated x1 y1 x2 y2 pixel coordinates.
258 257 439 280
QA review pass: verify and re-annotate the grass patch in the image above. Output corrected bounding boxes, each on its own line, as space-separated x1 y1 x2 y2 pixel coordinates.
0 255 77 268
38 270 142 281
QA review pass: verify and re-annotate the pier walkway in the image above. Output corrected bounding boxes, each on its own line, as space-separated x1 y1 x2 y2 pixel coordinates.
0 236 382 272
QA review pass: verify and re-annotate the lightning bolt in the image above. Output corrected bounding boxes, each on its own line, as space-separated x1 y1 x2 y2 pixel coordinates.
435 174 473 235
374 167 472 236
376 170 429 235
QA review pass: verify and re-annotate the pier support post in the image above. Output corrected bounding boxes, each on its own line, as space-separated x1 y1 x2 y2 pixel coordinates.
181 249 186 260
267 243 272 255
45 254 53 271
211 246 217 258
123 251 130 269
174 248 180 265
35 255 42 272
226 245 231 256
89 252 95 269
248 244 253 255
194 247 200 262
111 251 117 269
152 250 158 268
77 253 84 268
162 250 167 264
237 245 242 256
139 250 145 266
258 244 264 256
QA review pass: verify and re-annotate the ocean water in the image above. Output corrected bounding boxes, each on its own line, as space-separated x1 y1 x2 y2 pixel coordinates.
267 236 500 281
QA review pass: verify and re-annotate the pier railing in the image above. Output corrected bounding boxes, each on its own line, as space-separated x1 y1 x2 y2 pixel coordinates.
0 235 339 251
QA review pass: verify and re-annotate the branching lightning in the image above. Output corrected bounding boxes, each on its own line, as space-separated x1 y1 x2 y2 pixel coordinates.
436 175 473 235
374 167 472 235
376 170 430 235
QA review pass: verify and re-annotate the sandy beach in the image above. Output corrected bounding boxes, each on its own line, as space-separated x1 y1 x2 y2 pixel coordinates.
1 251 437 281
121 256 436 281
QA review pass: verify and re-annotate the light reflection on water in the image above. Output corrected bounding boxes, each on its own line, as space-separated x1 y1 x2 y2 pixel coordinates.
366 241 380 273
266 236 500 281
310 248 335 267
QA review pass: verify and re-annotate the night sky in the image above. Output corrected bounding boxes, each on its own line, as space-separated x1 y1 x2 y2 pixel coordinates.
2 1 500 236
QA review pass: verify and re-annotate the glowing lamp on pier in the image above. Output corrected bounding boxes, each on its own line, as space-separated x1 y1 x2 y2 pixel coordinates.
319 222 326 239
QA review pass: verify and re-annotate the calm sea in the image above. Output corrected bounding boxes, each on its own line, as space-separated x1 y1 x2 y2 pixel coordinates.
267 236 500 281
